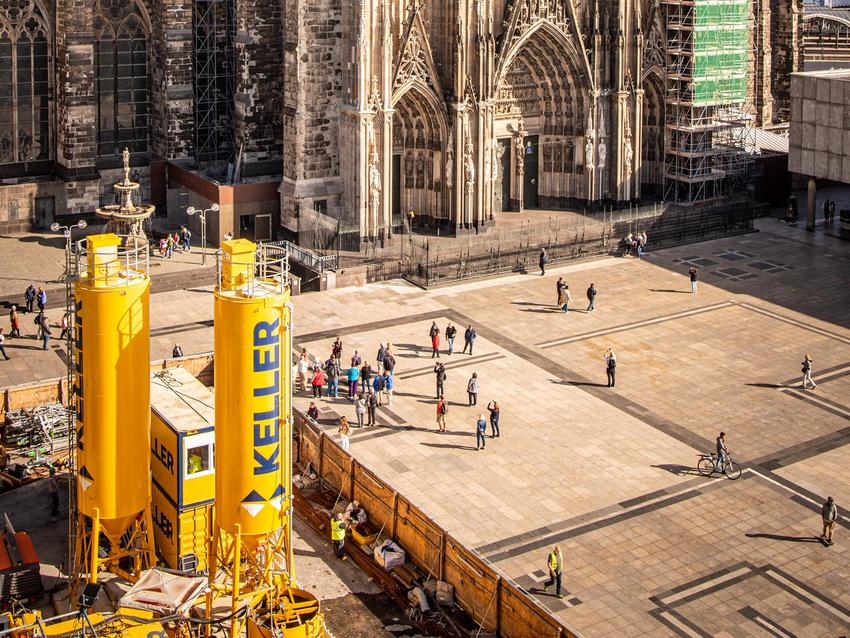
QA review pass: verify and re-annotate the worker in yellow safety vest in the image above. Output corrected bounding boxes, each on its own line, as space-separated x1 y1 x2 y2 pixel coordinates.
331 513 347 560
543 545 563 598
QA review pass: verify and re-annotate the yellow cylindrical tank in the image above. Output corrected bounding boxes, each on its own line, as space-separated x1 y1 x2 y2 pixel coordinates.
75 233 151 537
214 240 291 540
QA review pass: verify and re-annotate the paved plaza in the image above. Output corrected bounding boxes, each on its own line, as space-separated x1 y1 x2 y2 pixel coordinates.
1 217 849 636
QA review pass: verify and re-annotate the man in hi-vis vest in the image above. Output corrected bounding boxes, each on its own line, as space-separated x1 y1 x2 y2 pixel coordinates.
331 513 347 560
543 545 564 598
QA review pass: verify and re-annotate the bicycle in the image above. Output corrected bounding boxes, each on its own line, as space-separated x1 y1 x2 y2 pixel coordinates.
697 452 742 480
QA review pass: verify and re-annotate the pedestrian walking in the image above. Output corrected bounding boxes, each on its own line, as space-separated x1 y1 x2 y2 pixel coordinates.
487 401 500 438
539 248 548 276
311 368 326 398
636 231 645 258
0 328 10 360
367 390 378 425
338 416 351 452
47 468 59 517
376 342 386 375
350 349 362 367
623 232 634 257
586 283 597 312
558 283 572 313
688 266 698 294
331 513 347 559
828 200 836 224
429 321 441 358
59 312 70 340
180 225 192 251
307 401 320 421
325 357 340 398
434 361 447 399
373 374 385 406
165 233 175 258
475 413 487 450
36 287 46 312
347 364 360 399
9 306 21 338
639 231 648 254
332 337 343 365
172 344 183 358
463 325 476 355
543 546 564 598
801 354 816 390
354 394 366 428
605 348 616 387
467 372 479 406
555 277 565 306
821 496 838 546
24 284 36 313
446 323 457 355
297 348 310 391
436 395 448 432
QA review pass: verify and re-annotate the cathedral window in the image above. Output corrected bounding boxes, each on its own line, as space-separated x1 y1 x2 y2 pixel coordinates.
95 5 148 157
0 2 51 164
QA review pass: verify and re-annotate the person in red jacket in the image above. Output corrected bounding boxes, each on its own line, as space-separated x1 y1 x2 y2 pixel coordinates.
429 321 441 358
311 368 326 398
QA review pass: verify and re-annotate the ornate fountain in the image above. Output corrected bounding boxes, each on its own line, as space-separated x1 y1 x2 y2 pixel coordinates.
95 148 156 239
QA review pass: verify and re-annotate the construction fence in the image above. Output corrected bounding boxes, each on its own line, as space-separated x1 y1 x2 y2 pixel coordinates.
293 409 581 638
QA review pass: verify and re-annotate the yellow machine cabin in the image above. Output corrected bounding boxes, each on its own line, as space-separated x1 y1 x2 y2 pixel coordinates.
149 367 215 571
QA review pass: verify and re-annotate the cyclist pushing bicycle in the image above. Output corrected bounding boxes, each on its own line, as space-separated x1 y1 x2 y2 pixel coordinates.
697 431 742 479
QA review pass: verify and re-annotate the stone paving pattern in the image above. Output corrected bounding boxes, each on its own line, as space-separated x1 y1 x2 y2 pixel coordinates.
1 217 849 636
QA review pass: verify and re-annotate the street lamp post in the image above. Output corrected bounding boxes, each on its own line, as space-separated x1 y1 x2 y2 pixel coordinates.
186 203 220 266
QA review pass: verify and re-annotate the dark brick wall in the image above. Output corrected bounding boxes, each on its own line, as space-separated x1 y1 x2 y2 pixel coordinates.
151 0 195 160
235 0 283 168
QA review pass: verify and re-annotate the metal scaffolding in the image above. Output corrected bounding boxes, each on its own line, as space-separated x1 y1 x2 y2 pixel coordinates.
193 0 236 168
663 0 752 204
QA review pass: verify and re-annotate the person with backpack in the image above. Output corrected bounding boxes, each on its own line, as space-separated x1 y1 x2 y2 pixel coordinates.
382 348 396 377
434 361 447 399
376 342 386 375
38 313 51 349
360 360 373 393
467 372 479 406
463 325 476 355
436 395 448 432
605 348 617 387
325 357 340 399
801 354 816 390
429 321 441 358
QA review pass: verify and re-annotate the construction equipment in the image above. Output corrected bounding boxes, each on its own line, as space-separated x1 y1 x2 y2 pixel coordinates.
208 239 324 636
0 515 43 606
72 234 155 586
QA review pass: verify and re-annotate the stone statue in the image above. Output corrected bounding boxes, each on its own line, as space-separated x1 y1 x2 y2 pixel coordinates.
369 151 382 194
585 137 594 170
598 138 607 169
464 143 475 187
445 146 454 188
515 119 526 176
122 147 131 186
623 136 633 177
484 141 492 183
494 143 504 182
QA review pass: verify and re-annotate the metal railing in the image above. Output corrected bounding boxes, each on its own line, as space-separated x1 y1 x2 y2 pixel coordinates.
215 244 290 296
74 237 150 287
261 239 338 273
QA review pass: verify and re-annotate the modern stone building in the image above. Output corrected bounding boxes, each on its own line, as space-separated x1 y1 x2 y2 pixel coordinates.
0 0 803 240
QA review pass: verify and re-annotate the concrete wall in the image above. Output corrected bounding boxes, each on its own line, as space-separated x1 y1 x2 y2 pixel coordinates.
788 71 850 182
